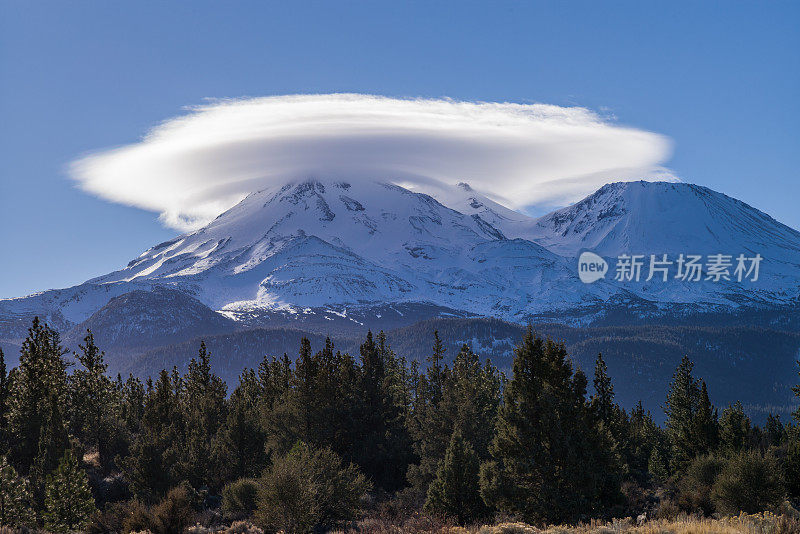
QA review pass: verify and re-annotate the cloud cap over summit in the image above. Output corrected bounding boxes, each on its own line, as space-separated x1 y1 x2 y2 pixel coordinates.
70 94 674 231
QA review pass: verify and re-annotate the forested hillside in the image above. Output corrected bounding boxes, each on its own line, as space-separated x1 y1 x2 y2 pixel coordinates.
1 318 800 532
120 318 800 422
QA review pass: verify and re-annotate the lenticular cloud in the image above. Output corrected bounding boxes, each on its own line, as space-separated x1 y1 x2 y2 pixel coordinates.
69 94 673 231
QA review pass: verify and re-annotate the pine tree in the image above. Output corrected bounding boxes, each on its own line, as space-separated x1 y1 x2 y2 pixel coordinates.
648 446 670 483
718 401 751 455
664 356 716 472
410 343 502 500
406 336 454 498
428 330 446 402
120 374 145 434
793 358 800 424
424 430 487 525
765 413 784 446
31 393 69 487
7 318 69 474
786 427 800 499
627 401 665 483
0 349 8 452
591 353 615 426
480 329 623 523
124 369 182 502
42 449 96 533
182 342 227 488
786 361 800 498
352 331 410 491
694 381 718 452
218 368 267 480
69 330 117 470
0 455 36 527
443 345 502 461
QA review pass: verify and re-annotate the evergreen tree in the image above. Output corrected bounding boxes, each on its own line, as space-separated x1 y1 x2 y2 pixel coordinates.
410 343 502 500
442 345 502 461
480 329 623 523
765 414 784 446
424 430 487 525
182 342 227 488
664 356 716 472
120 374 145 434
626 401 664 483
218 368 267 480
124 370 182 502
694 381 719 453
793 358 800 424
591 353 615 426
787 361 800 498
648 446 670 483
0 455 36 527
406 336 454 498
0 349 8 452
718 401 751 455
42 449 96 533
590 353 638 477
428 330 446 402
69 330 117 470
31 393 69 488
352 331 410 491
6 318 69 474
786 427 800 499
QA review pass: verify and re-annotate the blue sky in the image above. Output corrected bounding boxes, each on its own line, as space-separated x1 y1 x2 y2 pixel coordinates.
1 1 798 298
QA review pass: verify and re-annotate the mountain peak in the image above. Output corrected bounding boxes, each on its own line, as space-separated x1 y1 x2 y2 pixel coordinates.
528 180 800 262
3 179 799 342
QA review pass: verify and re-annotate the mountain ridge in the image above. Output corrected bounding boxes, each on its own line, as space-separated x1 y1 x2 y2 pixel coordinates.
2 179 799 345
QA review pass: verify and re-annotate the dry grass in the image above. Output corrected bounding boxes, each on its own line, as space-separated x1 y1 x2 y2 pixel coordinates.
342 511 800 534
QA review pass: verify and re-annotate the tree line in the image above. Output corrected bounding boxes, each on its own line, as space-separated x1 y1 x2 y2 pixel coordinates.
1 317 799 532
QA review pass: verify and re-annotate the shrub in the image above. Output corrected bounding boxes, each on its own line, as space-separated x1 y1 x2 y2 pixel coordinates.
477 523 538 534
711 450 785 515
122 500 153 533
150 484 197 534
221 478 259 521
255 442 371 533
786 435 800 499
85 501 134 534
676 454 724 514
224 521 264 534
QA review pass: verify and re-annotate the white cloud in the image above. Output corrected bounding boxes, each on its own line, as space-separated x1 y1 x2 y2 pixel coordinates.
69 94 674 231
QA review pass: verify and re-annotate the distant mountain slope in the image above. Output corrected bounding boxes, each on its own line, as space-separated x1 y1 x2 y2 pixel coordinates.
63 288 237 352
117 317 800 423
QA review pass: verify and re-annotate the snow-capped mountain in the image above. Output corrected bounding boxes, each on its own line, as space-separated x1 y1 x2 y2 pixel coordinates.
94 179 607 314
526 181 800 258
522 181 800 305
2 179 799 347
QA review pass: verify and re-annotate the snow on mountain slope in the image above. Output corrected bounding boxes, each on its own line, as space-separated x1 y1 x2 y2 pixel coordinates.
525 181 800 304
1 179 607 338
2 179 798 345
414 181 539 239
528 181 800 256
